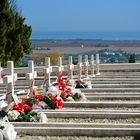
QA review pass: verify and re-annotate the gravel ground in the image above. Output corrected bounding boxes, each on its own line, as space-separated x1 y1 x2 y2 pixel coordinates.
16 135 134 140
49 118 140 124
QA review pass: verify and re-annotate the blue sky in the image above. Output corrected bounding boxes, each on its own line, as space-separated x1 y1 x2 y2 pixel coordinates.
17 0 140 32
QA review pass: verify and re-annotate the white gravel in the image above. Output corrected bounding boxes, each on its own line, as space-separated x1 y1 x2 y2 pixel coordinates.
16 135 134 140
49 118 140 124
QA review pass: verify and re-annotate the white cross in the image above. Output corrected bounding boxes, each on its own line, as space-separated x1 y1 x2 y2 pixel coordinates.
58 57 64 72
26 60 37 97
77 55 82 80
43 57 52 91
96 53 100 75
4 61 19 104
84 55 89 79
90 55 95 77
67 56 74 80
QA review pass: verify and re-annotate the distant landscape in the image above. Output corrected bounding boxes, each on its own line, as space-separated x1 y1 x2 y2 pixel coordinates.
31 39 140 54
21 39 140 66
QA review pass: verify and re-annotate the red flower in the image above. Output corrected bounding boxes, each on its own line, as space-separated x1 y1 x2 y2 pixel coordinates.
49 93 56 101
76 80 84 84
60 91 68 99
22 98 28 102
35 94 44 100
65 89 73 94
13 104 24 113
55 99 63 109
53 82 59 86
23 104 31 111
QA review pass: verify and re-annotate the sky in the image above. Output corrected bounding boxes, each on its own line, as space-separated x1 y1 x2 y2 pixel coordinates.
17 0 140 33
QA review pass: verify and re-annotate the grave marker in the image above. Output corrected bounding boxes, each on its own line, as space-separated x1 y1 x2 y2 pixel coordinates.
96 53 100 75
67 56 73 80
77 55 82 80
90 55 95 77
58 57 64 73
26 61 37 97
4 61 19 104
43 57 52 91
84 55 89 79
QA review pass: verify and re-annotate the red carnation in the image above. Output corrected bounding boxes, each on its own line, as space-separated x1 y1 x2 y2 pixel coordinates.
76 80 84 84
49 93 56 101
13 104 24 113
60 91 68 99
35 94 44 100
23 104 31 111
55 99 63 109
22 98 28 102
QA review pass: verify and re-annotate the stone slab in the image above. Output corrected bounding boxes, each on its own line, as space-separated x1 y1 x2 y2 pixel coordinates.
15 127 140 136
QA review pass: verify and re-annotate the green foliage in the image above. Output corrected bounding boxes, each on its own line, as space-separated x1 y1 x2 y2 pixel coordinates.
68 93 80 100
129 54 136 63
0 0 32 66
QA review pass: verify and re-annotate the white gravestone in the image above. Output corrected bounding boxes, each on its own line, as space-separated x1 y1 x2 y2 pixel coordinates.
77 55 82 80
43 57 52 91
26 61 37 97
96 53 100 75
90 55 95 77
84 55 89 79
4 61 19 104
58 57 64 73
67 56 74 80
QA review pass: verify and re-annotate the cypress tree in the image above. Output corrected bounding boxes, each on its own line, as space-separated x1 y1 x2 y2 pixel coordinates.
0 0 32 66
129 54 136 63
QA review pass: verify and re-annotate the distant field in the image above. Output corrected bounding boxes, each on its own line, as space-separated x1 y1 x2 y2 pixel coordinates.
31 40 140 54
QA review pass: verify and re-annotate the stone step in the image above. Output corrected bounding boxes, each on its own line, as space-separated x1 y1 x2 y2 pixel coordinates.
86 96 140 100
37 108 140 113
34 111 140 119
16 135 134 140
0 79 138 86
63 102 140 108
81 88 140 92
12 122 140 128
15 126 140 136
95 75 140 78
92 78 140 81
1 83 140 89
92 81 140 84
92 84 140 88
100 72 140 75
84 92 140 95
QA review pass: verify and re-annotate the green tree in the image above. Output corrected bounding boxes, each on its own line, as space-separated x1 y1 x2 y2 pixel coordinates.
0 0 32 66
129 54 136 63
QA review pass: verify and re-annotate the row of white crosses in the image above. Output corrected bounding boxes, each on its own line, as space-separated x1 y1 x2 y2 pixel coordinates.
1 54 100 104
77 54 100 80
